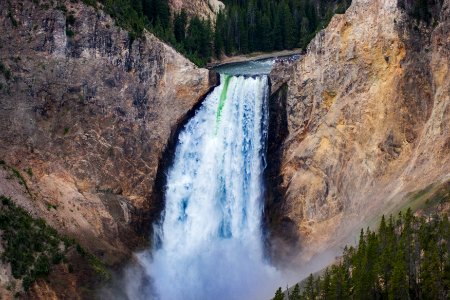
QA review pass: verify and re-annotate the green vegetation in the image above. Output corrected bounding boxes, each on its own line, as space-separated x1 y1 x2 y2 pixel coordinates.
79 0 351 66
214 0 351 57
383 181 450 223
66 28 75 37
25 167 33 177
0 195 109 291
273 287 285 300
76 243 110 280
1 161 33 197
0 195 72 290
81 0 98 7
7 11 18 27
46 202 58 211
0 61 12 80
10 167 31 196
273 209 450 299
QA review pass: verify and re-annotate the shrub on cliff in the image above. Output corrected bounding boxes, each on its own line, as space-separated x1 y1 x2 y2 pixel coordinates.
0 195 109 292
0 61 11 80
0 195 70 290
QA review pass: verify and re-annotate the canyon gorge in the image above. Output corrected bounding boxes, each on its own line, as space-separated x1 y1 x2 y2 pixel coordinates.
0 0 449 298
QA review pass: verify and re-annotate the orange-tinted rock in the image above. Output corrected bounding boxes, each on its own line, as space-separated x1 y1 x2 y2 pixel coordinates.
269 0 450 266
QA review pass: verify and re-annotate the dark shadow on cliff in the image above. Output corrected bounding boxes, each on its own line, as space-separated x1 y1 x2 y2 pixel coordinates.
263 82 302 267
97 72 220 299
149 71 220 245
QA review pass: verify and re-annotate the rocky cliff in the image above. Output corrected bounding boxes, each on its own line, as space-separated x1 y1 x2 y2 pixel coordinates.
268 0 450 266
0 0 213 297
169 0 224 20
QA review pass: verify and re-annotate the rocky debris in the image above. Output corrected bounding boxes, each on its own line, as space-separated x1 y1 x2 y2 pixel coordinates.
268 0 450 266
0 0 213 296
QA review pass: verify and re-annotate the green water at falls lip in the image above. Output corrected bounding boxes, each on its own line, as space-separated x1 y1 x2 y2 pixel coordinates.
215 74 232 133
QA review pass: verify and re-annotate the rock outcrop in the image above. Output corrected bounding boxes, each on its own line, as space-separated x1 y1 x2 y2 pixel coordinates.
0 0 213 296
268 0 450 265
169 0 224 20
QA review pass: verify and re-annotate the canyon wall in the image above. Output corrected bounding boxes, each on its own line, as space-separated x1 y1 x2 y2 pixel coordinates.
0 0 213 297
269 0 450 264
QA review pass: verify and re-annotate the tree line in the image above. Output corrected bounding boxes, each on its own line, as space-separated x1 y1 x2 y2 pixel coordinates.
81 0 440 66
214 0 350 57
82 0 351 66
272 209 450 299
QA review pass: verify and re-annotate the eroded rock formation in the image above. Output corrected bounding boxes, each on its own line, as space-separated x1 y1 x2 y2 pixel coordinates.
0 0 213 296
268 0 450 265
169 0 224 20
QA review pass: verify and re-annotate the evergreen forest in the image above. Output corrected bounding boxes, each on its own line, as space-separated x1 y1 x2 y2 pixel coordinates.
82 0 352 66
272 209 450 300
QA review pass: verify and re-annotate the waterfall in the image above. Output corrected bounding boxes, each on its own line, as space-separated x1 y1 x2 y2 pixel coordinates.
126 73 279 300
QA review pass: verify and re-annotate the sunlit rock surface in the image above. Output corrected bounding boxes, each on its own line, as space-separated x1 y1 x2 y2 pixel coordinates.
169 0 224 20
268 0 450 265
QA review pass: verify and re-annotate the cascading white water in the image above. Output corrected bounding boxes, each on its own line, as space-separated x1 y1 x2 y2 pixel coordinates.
126 73 280 300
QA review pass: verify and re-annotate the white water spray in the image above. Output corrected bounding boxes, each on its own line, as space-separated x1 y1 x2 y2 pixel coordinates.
126 73 281 300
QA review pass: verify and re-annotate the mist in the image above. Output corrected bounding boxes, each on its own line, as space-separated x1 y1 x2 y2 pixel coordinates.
103 70 344 300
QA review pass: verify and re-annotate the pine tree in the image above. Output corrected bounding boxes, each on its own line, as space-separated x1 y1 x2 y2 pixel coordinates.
273 8 283 51
320 268 332 298
155 0 170 28
131 0 143 15
420 240 442 299
273 211 450 300
259 14 273 51
246 0 257 52
273 287 285 300
142 0 155 23
390 250 409 299
305 0 318 31
298 16 309 49
281 1 296 49
303 274 316 300
289 283 301 300
214 10 225 58
239 12 249 53
376 215 394 297
174 10 187 43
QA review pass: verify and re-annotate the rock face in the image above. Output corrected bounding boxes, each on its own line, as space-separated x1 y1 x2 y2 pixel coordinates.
268 0 450 265
169 0 224 20
0 0 212 295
